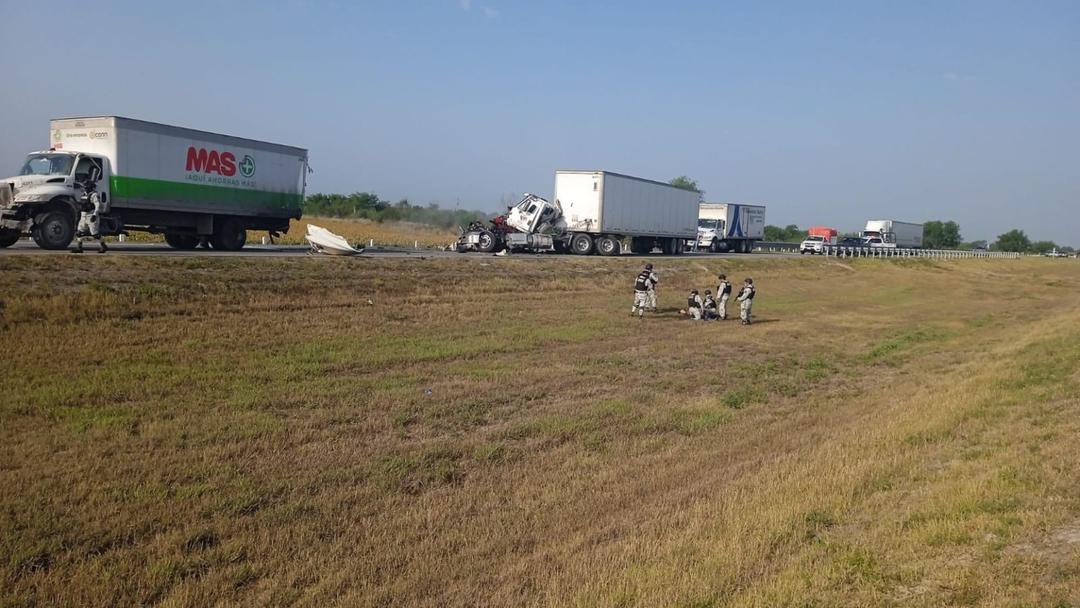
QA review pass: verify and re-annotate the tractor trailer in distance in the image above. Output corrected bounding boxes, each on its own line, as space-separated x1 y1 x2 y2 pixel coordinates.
458 170 700 255
694 203 766 253
863 219 923 248
0 116 308 250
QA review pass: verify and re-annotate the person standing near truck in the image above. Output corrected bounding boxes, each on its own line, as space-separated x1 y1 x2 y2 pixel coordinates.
646 267 659 312
71 166 107 254
717 274 733 320
737 278 756 325
631 263 656 318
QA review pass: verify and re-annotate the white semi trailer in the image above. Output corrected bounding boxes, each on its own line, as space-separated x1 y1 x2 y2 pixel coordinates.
0 116 308 250
694 203 766 253
863 219 923 248
458 170 700 255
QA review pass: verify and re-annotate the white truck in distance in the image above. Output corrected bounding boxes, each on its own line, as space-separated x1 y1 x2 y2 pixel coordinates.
458 170 700 255
0 116 308 250
863 219 923 248
695 203 766 253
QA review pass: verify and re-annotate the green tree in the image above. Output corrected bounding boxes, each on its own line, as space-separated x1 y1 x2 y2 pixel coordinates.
993 229 1031 253
763 225 785 241
763 224 806 243
923 220 962 248
302 192 487 228
1029 240 1059 254
669 176 701 192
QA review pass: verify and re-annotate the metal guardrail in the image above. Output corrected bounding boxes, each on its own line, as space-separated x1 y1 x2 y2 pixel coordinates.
753 242 1020 259
755 241 801 253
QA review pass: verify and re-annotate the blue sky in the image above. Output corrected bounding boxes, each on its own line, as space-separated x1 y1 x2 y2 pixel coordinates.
1 0 1077 243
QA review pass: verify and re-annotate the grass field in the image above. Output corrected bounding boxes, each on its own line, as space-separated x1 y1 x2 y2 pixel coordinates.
1 254 1078 607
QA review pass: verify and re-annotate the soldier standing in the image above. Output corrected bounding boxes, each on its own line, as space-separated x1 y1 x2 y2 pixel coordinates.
71 167 107 254
717 274 732 320
737 278 756 325
646 267 659 312
631 263 656 318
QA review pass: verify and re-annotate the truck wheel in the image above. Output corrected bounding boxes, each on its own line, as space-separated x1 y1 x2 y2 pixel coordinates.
31 209 76 250
476 230 497 253
709 238 720 253
0 229 20 248
675 239 686 255
569 233 594 255
209 217 247 251
596 236 621 256
164 232 200 250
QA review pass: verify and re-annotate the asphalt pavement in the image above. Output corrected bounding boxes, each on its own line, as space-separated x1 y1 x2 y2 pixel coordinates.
0 240 793 260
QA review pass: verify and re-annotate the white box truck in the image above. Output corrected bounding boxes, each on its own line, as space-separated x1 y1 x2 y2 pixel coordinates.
0 116 308 250
863 219 923 248
457 170 700 255
694 203 766 253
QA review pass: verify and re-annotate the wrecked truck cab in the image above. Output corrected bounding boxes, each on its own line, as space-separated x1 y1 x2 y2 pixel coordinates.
0 151 111 250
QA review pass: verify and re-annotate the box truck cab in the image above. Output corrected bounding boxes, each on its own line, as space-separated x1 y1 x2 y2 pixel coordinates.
0 151 114 248
0 116 308 250
695 203 766 253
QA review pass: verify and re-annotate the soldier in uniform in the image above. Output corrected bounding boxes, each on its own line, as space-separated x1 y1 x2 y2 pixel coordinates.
631 263 656 318
737 278 756 325
702 290 718 320
645 266 659 311
686 289 703 320
71 166 107 254
717 274 733 320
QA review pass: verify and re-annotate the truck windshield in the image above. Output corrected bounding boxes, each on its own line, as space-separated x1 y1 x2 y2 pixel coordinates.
19 154 75 177
698 219 719 230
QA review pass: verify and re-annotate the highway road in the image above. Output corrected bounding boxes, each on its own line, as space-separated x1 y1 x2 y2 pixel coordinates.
0 240 793 260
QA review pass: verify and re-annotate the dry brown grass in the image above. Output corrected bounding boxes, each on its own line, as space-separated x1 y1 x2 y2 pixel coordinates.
278 217 459 249
115 216 459 249
1 255 1078 607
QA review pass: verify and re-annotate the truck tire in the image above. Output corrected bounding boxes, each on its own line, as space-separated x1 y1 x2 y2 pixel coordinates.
596 235 621 256
0 229 20 248
569 233 594 255
209 217 247 251
709 238 720 253
675 239 686 255
476 230 497 253
629 237 649 254
31 209 76 250
164 232 200 250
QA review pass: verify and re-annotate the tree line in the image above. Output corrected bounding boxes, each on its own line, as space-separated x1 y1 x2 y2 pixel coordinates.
303 193 487 229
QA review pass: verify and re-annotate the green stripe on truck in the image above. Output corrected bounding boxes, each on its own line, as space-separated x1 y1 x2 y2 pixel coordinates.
110 176 303 211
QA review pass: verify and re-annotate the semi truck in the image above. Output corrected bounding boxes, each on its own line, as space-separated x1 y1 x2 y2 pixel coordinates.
694 203 766 253
0 116 309 250
458 170 699 255
862 219 923 248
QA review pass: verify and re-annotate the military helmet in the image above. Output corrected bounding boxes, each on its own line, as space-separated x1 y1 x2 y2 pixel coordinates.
645 263 653 270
